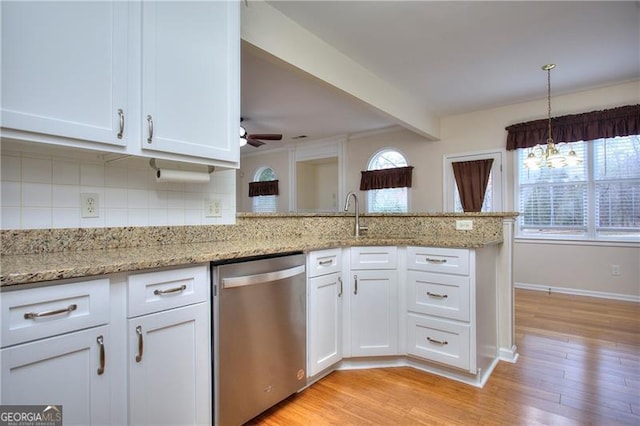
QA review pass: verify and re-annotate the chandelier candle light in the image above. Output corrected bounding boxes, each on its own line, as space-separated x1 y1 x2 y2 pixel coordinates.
524 64 583 169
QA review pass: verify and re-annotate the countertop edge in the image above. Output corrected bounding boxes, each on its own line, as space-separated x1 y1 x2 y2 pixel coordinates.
1 237 501 288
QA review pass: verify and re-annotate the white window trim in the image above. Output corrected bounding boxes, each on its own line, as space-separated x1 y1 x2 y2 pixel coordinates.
365 147 411 213
252 166 277 213
513 140 640 244
443 149 505 212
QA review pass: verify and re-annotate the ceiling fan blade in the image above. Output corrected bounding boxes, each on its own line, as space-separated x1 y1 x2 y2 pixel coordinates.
248 133 282 141
247 138 265 147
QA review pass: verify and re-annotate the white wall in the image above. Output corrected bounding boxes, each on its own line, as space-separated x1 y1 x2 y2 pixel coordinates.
1 143 236 229
245 81 639 298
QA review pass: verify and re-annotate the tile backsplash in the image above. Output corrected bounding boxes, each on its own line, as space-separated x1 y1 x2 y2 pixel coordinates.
1 147 236 229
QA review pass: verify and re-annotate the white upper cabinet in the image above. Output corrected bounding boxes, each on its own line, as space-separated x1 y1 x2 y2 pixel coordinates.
139 1 239 163
1 1 240 167
1 1 129 147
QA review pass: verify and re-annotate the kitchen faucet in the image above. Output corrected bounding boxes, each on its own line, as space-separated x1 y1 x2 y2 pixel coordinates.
344 191 368 237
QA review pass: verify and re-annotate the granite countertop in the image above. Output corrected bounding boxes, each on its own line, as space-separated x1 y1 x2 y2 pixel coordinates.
0 235 501 288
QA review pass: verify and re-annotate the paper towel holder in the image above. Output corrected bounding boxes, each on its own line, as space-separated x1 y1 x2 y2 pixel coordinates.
149 159 215 175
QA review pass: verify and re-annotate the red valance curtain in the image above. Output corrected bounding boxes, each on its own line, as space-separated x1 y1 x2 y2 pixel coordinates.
360 166 414 190
505 104 640 150
451 159 493 213
248 180 279 197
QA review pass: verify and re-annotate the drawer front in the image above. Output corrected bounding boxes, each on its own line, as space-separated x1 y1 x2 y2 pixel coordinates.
350 246 397 270
407 271 470 321
128 265 208 318
407 313 470 370
308 248 341 278
407 247 469 275
1 279 110 347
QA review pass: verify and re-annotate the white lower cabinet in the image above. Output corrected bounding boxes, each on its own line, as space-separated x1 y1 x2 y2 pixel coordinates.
406 246 498 376
0 264 211 425
307 249 343 377
127 265 210 426
128 303 209 425
1 325 111 425
348 269 398 356
348 247 398 357
307 245 499 385
0 279 111 425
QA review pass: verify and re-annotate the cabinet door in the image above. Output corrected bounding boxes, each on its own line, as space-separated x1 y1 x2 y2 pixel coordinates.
140 1 240 163
350 269 398 356
129 302 210 426
308 272 343 376
1 1 128 147
1 326 111 425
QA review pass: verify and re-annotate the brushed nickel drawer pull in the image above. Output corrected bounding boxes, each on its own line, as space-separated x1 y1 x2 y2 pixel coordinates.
425 257 447 264
353 274 358 295
146 115 154 143
97 335 105 375
154 284 187 296
135 325 144 363
427 337 448 345
24 303 77 320
117 108 124 139
318 259 333 266
338 276 343 298
427 291 448 299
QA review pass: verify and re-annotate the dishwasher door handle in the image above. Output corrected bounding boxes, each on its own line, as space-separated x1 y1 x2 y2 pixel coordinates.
222 265 306 288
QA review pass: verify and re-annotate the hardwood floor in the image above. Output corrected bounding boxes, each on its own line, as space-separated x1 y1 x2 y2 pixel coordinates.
249 289 640 425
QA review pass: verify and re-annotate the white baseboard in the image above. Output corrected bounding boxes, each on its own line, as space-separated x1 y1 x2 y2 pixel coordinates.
499 345 519 363
515 282 639 303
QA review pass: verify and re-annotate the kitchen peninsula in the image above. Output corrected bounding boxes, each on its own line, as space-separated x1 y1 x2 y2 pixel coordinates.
1 212 517 424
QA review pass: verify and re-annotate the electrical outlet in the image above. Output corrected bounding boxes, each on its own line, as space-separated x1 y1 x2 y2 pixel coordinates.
611 264 621 276
456 219 473 230
81 193 99 218
204 199 222 217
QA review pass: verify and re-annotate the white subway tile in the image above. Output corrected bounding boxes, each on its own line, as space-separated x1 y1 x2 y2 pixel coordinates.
1 181 21 206
81 164 105 186
1 155 21 181
127 189 148 209
1 206 21 229
52 208 80 228
53 185 80 207
22 183 52 207
105 208 128 227
52 160 80 185
22 207 52 229
21 157 52 183
105 188 128 209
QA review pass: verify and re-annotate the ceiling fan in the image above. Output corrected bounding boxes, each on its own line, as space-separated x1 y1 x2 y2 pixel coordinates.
240 117 283 147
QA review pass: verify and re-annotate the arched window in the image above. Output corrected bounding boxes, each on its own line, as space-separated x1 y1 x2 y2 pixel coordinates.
252 167 277 213
366 149 409 213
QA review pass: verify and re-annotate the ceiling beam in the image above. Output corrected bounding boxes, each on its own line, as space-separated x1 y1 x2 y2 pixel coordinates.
241 0 440 141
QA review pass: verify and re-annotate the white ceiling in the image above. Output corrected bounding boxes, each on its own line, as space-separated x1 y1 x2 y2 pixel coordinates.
240 1 640 148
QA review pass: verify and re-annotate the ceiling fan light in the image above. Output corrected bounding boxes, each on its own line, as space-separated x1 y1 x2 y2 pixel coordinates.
239 125 247 138
239 137 247 147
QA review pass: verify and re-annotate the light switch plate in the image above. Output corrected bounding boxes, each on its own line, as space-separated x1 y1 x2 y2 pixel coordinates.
456 219 473 230
205 199 222 217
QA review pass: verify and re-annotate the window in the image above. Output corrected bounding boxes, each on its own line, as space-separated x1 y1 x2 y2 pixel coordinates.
252 167 277 213
366 149 409 213
444 151 503 212
516 135 640 241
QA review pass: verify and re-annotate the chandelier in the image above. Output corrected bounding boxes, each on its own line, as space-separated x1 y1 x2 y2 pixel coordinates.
524 64 582 169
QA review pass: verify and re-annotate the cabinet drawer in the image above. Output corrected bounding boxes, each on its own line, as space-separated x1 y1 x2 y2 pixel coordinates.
407 271 470 321
128 265 208 318
1 279 110 347
308 248 341 277
407 313 470 371
350 246 397 270
407 247 469 275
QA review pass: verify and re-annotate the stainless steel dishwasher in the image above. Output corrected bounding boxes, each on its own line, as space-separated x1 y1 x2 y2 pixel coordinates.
212 252 307 426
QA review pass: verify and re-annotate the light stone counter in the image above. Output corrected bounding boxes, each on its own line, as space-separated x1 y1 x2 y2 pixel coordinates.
1 213 516 288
